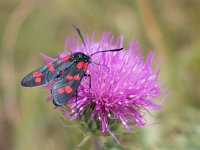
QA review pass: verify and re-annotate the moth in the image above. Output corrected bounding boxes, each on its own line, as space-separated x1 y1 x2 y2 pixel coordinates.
21 26 123 106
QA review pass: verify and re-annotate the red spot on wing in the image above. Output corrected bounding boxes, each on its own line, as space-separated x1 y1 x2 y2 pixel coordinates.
48 63 52 68
83 63 88 71
49 67 55 72
65 85 73 94
57 88 65 94
61 56 71 62
48 63 55 72
77 62 84 69
66 75 73 80
74 74 80 80
33 72 42 77
35 77 41 83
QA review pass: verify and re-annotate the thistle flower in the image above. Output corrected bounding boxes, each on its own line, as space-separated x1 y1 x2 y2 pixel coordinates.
42 32 165 143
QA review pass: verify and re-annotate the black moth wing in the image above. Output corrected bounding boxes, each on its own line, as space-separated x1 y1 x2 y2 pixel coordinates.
21 56 73 87
52 61 88 106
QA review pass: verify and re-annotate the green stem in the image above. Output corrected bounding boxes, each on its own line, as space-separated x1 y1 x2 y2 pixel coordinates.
92 136 104 150
77 134 91 148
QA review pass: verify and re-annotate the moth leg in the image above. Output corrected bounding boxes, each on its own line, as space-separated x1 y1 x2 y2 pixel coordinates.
84 73 91 98
76 89 78 113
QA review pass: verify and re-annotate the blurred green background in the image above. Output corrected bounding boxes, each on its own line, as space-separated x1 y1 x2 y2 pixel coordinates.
0 0 200 149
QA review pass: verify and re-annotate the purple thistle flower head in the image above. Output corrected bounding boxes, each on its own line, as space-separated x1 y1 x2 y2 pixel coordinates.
42 32 166 143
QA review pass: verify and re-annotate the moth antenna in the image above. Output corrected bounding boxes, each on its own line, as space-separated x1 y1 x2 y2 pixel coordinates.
72 24 87 50
90 47 123 57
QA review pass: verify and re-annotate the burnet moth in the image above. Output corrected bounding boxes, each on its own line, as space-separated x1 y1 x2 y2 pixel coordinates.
21 26 123 106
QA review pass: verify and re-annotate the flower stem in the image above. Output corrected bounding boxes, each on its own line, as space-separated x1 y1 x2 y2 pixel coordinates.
92 136 104 150
77 134 91 148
